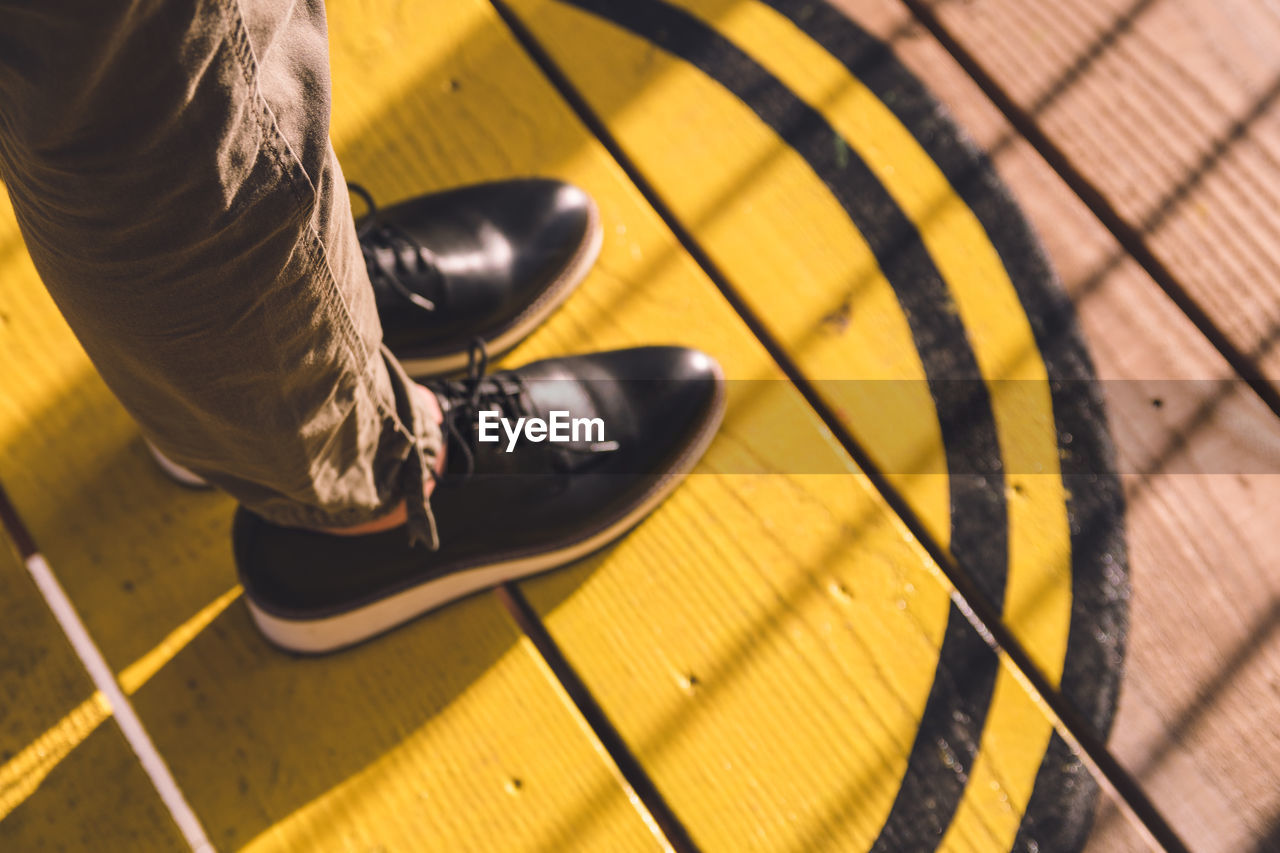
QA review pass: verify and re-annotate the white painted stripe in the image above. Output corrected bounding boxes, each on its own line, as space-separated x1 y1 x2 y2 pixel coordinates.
24 552 215 853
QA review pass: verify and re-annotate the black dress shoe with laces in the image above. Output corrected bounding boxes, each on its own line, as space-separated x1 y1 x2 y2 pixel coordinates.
232 346 725 653
354 179 602 375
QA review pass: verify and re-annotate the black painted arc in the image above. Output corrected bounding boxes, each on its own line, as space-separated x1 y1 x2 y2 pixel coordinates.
762 0 1128 743
761 3 1131 850
872 609 1000 851
552 1 1009 850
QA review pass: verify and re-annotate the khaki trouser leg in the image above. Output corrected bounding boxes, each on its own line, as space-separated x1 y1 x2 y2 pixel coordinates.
0 0 441 544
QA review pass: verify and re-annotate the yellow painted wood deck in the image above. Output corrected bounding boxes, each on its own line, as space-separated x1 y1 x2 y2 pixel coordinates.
2 0 1278 851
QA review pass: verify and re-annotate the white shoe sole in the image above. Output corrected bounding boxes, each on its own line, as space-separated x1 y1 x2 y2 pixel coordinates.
245 362 726 654
146 441 214 489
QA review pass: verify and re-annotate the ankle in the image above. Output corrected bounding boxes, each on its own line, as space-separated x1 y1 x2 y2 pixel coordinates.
316 501 409 535
313 383 445 536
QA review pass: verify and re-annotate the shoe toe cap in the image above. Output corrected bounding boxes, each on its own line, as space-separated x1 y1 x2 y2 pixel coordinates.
590 346 725 467
504 179 597 298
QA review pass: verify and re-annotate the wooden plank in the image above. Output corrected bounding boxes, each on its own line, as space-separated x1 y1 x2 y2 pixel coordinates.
0 292 658 850
0 395 657 852
0 534 188 849
317 1 1092 848
823 2 1280 852
0 3 1114 853
489 0 1146 850
132 597 662 852
1084 802 1155 853
911 0 1280 401
0 16 664 847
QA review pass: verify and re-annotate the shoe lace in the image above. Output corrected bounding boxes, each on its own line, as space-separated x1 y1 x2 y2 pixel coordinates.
350 182 442 313
437 340 619 479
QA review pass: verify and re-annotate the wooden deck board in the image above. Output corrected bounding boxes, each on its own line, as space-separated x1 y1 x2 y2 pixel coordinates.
912 0 1280 405
498 0 1147 850
0 535 188 850
0 9 669 846
0 0 1254 849
2 4 1112 853
831 2 1280 851
326 0 1104 847
0 262 659 853
0 395 658 852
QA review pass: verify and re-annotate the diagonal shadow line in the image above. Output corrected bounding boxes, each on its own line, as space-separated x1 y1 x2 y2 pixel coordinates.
950 10 1280 297
1129 315 1280 481
0 11 977 850
0 10 656 844
513 474 991 853
897 0 1280 426
1056 234 1280 485
335 8 915 372
1090 597 1280 849
7 0 1269 845
490 3 1190 852
884 3 1280 838
0 584 241 821
1023 0 1162 118
935 0 1280 230
499 1 1280 850
497 582 701 853
0 5 972 847
1134 72 1280 235
921 17 1280 312
784 0 1280 495
905 0 1280 488
180 1 1280 845
1012 0 1280 243
1134 599 1280 780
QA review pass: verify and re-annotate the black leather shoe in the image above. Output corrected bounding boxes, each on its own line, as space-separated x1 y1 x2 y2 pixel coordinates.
232 346 725 653
355 179 602 376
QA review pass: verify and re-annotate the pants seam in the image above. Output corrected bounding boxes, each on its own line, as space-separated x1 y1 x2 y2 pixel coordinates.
216 0 416 487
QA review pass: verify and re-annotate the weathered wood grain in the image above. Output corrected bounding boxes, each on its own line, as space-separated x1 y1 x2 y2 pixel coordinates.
499 0 1145 850
0 534 188 849
837 1 1280 851
914 0 1280 404
0 1 1114 851
0 16 664 847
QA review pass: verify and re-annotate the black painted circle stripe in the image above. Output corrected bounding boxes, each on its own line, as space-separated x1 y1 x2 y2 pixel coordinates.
761 3 1130 849
552 0 1011 848
762 0 1127 738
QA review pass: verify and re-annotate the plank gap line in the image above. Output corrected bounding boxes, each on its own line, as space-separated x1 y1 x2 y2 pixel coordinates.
494 583 700 853
893 0 1280 423
482 2 1190 850
0 482 215 853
